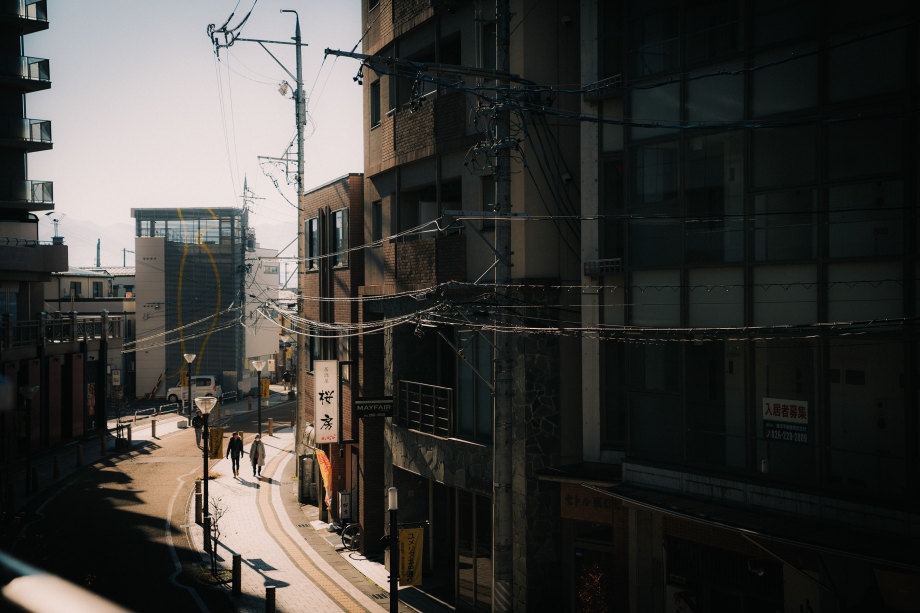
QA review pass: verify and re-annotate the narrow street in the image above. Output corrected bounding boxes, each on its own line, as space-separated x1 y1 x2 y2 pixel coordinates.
3 401 292 612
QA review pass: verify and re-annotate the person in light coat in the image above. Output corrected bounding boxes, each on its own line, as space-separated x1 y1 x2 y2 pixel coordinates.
250 434 266 477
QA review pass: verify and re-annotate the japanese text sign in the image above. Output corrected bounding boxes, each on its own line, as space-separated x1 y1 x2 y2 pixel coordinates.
314 360 339 443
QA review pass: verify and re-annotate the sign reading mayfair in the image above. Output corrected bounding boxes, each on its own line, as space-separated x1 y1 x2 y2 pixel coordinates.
356 397 394 418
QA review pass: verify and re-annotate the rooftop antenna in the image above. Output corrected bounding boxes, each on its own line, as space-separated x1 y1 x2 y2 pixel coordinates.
44 211 65 237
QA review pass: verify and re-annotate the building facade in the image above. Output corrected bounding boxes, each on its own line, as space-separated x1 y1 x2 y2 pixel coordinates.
131 207 248 401
0 3 122 518
294 173 364 524
356 1 581 610
570 1 920 611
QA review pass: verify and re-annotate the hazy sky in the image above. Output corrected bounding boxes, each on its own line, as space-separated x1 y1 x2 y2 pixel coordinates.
24 1 364 272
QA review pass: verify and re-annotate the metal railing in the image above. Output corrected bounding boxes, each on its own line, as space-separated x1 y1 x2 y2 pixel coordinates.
0 550 131 612
0 0 48 21
1 313 122 349
397 380 453 438
0 178 53 204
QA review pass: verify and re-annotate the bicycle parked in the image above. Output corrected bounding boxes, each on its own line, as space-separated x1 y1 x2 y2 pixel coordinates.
340 523 361 551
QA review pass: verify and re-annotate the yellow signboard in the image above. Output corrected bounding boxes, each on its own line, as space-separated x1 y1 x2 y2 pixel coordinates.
261 378 270 399
399 527 424 586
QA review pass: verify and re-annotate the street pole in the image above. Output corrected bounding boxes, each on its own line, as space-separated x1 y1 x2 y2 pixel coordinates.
196 395 218 554
388 487 398 613
492 0 513 610
252 360 265 437
184 353 196 417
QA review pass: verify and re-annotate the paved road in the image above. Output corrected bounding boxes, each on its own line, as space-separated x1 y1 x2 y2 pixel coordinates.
2 393 450 613
1 405 264 611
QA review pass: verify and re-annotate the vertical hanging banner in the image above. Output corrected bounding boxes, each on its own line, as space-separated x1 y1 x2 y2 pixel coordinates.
261 377 270 399
399 527 425 585
314 360 339 443
315 449 333 510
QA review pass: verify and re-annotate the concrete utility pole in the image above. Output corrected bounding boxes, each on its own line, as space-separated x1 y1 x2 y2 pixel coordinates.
492 0 513 610
208 5 308 483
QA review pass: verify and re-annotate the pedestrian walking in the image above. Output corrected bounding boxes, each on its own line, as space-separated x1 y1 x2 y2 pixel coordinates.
192 409 204 448
226 431 244 477
282 370 291 390
250 434 266 477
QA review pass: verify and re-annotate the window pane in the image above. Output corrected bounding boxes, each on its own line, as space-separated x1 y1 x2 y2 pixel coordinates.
828 181 903 258
827 118 903 180
753 0 818 46
630 392 681 462
752 50 818 117
633 141 678 209
752 127 815 188
629 82 680 140
753 265 817 326
686 342 744 469
685 132 744 263
601 98 624 152
629 0 679 78
629 219 681 267
684 0 741 65
828 262 902 321
630 270 680 326
687 67 743 122
829 29 906 103
828 338 906 494
754 189 816 261
688 268 743 327
600 158 624 259
754 340 817 485
332 209 348 267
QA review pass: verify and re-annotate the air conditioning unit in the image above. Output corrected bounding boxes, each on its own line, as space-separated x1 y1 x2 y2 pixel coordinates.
584 258 623 278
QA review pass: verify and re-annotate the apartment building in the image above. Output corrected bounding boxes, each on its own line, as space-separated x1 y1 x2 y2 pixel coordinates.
1 2 123 516
355 1 581 610
568 1 919 611
294 174 364 523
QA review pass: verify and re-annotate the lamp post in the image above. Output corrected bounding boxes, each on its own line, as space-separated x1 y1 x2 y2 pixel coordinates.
196 395 218 553
252 360 265 436
388 486 398 613
184 353 196 417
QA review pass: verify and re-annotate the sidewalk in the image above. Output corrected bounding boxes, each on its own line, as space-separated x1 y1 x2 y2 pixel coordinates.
3 389 452 612
186 426 398 612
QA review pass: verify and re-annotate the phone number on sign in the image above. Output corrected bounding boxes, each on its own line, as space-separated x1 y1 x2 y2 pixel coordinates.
764 422 808 444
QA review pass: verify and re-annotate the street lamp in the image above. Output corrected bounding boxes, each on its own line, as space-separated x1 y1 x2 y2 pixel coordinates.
184 353 196 417
195 395 218 553
388 486 398 613
252 360 265 436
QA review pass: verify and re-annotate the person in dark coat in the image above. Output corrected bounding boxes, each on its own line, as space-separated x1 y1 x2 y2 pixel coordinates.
192 409 204 448
226 431 244 477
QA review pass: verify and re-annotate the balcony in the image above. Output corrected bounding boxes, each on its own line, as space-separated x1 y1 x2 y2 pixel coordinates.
0 55 51 92
398 380 453 438
0 236 67 280
0 0 48 34
0 178 53 210
0 116 52 151
1 312 121 351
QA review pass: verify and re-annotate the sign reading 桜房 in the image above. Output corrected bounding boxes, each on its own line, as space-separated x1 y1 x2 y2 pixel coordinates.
762 397 808 444
314 360 339 444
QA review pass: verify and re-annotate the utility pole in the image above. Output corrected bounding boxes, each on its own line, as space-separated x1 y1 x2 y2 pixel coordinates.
208 6 308 480
492 0 513 610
